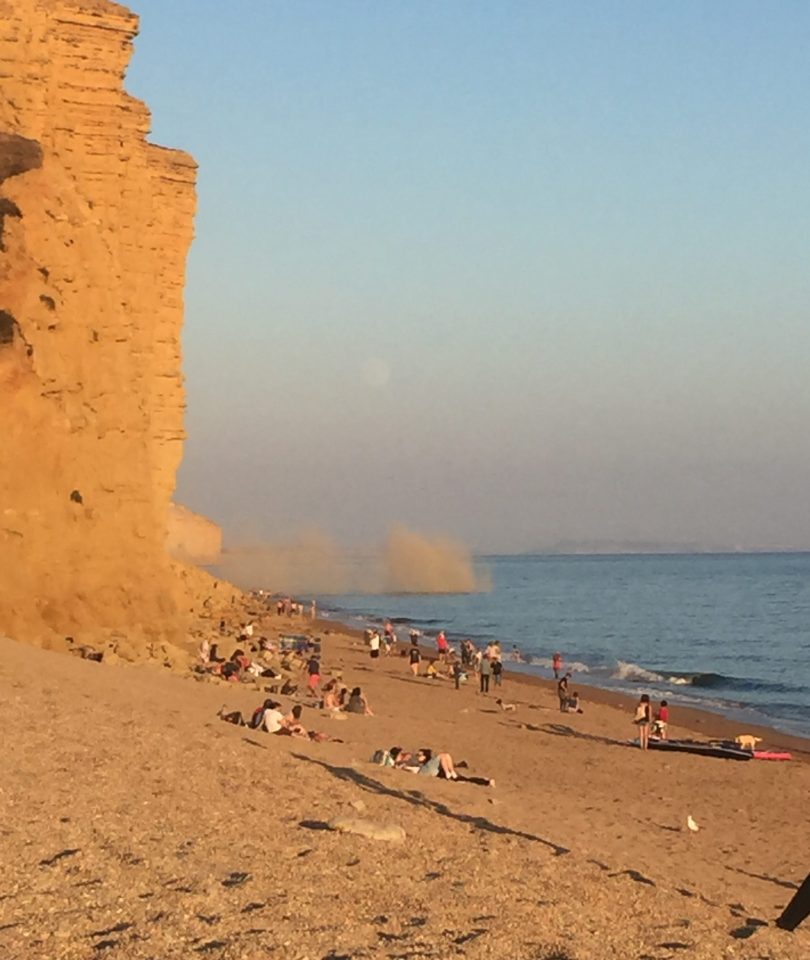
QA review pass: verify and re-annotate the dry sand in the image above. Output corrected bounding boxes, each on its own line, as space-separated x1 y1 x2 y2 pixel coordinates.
2 608 809 960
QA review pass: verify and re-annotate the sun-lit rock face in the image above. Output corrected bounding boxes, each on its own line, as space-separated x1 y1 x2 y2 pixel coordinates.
0 1 201 645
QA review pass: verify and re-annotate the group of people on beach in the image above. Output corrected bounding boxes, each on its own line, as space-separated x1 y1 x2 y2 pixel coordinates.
274 596 317 619
365 623 508 695
633 695 669 749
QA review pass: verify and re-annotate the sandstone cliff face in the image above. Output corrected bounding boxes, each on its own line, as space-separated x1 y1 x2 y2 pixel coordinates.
0 1 199 647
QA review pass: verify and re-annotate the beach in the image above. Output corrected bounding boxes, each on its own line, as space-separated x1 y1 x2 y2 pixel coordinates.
2 601 809 960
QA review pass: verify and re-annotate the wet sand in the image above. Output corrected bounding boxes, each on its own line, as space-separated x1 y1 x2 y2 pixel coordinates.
1 609 809 959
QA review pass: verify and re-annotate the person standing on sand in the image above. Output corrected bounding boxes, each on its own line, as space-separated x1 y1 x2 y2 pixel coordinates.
633 694 652 749
369 630 381 660
310 599 317 620
306 654 321 694
480 654 492 694
436 630 449 662
409 642 422 677
492 657 503 688
557 673 571 712
653 700 669 739
552 651 563 679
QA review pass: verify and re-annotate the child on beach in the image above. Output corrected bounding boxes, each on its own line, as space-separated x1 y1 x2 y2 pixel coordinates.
492 658 503 687
409 643 422 676
633 694 652 749
652 700 669 738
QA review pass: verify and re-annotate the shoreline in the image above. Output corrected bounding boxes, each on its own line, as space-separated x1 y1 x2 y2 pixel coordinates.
315 611 810 761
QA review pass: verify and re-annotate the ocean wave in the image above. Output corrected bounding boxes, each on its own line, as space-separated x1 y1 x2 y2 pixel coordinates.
612 661 666 684
611 663 806 697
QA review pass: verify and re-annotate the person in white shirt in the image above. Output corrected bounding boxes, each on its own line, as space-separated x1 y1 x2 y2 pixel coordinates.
262 706 285 734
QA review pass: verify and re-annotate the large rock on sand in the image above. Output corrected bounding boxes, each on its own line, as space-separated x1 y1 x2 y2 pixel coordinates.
328 816 406 843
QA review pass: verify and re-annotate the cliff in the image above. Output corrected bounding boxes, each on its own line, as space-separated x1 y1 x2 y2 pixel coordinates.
0 1 203 649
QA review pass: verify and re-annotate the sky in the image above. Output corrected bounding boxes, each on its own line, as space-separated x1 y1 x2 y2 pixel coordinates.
127 1 810 553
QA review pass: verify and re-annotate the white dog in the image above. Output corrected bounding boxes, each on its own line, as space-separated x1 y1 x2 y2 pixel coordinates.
735 734 762 751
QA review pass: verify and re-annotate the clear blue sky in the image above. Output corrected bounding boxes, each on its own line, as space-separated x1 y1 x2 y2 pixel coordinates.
127 0 810 551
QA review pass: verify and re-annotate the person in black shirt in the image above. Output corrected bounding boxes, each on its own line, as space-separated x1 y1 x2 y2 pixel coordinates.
409 643 421 677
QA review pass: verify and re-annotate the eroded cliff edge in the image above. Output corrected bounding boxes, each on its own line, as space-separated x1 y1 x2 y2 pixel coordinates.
1 1 207 650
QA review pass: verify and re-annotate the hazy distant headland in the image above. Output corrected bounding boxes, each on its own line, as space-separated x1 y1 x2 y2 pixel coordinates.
515 541 810 556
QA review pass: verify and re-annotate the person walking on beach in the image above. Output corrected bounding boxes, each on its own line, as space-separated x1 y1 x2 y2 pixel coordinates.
436 630 449 662
552 651 563 679
306 654 321 695
633 694 652 750
409 642 422 677
480 655 492 694
492 657 503 688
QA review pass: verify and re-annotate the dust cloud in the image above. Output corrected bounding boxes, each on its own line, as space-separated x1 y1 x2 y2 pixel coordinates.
215 524 489 596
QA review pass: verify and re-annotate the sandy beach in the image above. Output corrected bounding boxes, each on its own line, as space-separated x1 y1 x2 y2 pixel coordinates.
2 601 809 960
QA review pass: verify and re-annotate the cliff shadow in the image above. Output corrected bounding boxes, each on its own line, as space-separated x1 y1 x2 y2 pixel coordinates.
292 753 570 856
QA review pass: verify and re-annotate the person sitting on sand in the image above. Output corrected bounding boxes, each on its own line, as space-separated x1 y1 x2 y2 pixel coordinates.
567 691 584 714
344 686 374 716
280 704 309 738
261 701 285 733
413 749 494 787
425 660 445 680
496 698 516 712
320 679 341 711
250 698 281 729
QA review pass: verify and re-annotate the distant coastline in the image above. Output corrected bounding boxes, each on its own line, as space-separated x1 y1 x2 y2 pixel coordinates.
495 543 810 557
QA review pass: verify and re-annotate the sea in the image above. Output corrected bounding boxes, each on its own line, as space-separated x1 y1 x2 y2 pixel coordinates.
320 553 810 738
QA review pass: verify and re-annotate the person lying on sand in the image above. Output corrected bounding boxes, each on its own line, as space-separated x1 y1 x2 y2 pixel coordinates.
344 686 374 716
413 749 494 787
496 698 516 712
217 698 283 730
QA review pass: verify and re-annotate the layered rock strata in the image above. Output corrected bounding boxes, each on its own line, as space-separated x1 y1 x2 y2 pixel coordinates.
0 1 200 647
